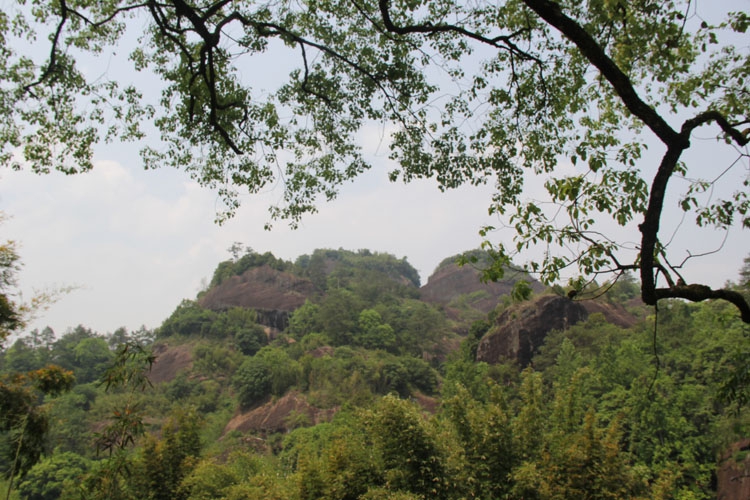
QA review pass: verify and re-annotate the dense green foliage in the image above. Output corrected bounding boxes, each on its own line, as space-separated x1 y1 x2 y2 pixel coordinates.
0 365 75 480
17 452 91 500
1 249 749 499
297 249 421 291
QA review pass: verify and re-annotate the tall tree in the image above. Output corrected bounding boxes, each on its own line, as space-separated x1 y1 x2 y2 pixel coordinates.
0 365 75 491
363 395 452 499
1 1 748 317
132 408 203 500
0 237 23 345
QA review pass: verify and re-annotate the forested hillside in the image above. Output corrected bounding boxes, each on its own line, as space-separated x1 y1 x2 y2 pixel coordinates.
1 249 749 499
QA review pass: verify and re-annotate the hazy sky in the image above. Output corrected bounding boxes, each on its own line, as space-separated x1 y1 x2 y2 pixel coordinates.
3 126 748 337
1 4 749 338
1 145 506 335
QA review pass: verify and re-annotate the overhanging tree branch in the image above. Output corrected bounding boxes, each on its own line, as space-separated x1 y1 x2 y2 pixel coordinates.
23 0 69 95
378 0 542 64
521 0 684 147
655 285 750 323
6 0 750 320
517 0 750 321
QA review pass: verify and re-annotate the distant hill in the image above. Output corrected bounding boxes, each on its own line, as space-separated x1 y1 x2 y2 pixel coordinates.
198 265 318 328
195 248 544 333
420 254 544 314
8 246 741 500
295 248 421 290
197 249 423 331
191 246 642 372
476 293 641 366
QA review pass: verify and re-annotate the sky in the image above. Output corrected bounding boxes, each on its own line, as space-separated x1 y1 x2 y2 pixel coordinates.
1 147 507 335
2 128 748 338
1 3 749 339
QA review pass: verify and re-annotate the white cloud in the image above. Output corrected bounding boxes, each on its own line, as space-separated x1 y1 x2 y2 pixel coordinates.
0 152 497 335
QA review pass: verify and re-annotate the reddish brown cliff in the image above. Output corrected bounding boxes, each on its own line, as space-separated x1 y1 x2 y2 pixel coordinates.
420 261 543 314
197 265 318 331
223 391 337 435
580 299 641 329
199 264 318 311
149 343 193 384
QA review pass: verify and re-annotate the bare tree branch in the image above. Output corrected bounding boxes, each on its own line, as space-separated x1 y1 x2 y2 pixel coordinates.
521 0 684 147
378 0 542 65
23 0 69 95
655 284 750 323
520 0 750 321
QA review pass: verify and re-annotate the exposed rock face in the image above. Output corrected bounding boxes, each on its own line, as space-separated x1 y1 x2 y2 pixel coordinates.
200 265 318 311
149 343 193 384
476 295 589 366
256 309 291 332
717 439 750 500
198 265 318 330
420 261 543 314
223 391 337 435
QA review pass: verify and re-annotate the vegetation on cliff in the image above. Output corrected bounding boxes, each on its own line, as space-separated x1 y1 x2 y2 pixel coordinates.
1 249 749 499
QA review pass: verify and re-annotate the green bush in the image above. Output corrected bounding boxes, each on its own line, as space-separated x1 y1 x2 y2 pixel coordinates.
193 343 242 377
17 451 91 500
233 357 272 409
158 300 217 338
235 325 268 356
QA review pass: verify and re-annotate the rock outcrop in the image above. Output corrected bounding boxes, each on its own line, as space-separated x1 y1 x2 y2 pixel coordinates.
198 265 318 330
149 343 193 384
580 299 642 329
476 295 588 366
223 391 337 435
717 439 750 500
420 261 543 314
475 294 641 366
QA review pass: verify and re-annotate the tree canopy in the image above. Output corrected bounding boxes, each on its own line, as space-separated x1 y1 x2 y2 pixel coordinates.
2 256 750 498
1 0 748 318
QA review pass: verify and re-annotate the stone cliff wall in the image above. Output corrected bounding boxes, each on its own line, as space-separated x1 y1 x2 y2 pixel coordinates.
476 295 589 366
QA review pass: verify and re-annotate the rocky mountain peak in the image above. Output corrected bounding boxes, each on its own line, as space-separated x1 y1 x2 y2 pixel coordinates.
420 258 543 314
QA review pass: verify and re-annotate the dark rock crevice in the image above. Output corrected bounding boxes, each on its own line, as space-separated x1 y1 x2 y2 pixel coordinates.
476 295 589 366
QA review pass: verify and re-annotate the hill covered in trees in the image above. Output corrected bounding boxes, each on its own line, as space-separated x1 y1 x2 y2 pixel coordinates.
1 249 749 499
